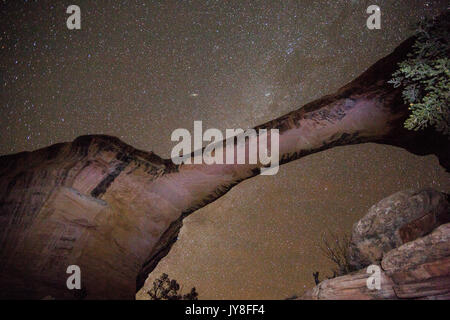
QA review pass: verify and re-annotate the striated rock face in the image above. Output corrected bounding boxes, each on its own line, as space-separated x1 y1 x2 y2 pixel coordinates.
0 135 179 299
382 224 450 285
348 189 450 269
302 189 450 300
301 267 397 300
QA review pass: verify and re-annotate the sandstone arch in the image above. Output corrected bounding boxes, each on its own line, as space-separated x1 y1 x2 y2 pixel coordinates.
0 36 448 299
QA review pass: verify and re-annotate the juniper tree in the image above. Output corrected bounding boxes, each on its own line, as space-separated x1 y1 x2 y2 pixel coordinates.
389 13 450 136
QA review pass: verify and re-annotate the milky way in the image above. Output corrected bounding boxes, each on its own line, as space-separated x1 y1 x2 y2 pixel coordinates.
1 0 449 299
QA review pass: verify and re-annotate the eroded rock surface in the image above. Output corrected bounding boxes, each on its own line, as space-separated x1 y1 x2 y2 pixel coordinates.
301 267 396 300
0 135 178 299
382 224 450 284
348 189 450 269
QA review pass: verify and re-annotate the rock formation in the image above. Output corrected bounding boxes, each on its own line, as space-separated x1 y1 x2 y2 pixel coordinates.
348 189 450 269
302 189 450 300
0 34 449 299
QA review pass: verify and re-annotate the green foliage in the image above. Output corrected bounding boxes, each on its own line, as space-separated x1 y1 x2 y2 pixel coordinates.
147 273 199 300
389 13 450 136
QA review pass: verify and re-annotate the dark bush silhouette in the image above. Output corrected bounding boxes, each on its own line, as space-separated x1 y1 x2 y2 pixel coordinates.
147 273 199 300
319 229 356 278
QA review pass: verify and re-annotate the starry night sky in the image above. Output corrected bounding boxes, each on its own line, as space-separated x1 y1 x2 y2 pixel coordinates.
2 1 449 299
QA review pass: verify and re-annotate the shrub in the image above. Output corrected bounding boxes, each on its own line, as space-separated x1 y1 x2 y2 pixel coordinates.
318 230 355 277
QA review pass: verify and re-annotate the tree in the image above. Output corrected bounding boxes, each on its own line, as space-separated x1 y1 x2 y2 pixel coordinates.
389 12 450 135
147 273 198 300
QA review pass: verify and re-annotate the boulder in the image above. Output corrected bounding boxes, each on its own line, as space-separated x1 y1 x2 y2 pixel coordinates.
382 223 450 283
348 189 449 269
